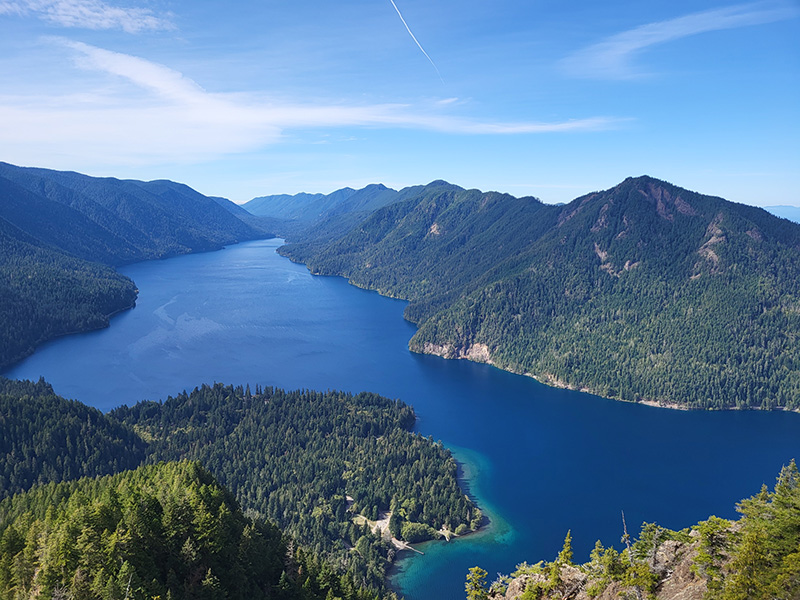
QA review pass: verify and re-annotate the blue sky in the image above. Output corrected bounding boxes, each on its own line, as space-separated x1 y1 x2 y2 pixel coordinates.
1 0 798 206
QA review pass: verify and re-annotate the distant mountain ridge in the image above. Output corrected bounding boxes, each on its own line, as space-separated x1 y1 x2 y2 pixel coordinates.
281 176 800 410
0 161 268 369
0 162 266 265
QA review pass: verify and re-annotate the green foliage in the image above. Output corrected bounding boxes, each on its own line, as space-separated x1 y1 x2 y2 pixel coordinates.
0 219 138 369
465 566 488 600
0 461 287 600
400 522 437 543
708 460 800 600
111 382 476 591
585 540 624 597
282 176 800 409
692 516 732 594
0 377 147 498
556 530 573 565
0 379 473 598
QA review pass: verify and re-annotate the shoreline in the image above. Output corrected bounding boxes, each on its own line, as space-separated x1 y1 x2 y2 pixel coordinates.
386 446 507 595
278 242 799 414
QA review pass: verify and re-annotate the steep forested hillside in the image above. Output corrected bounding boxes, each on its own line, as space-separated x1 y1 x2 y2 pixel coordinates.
766 205 800 224
0 461 292 600
0 218 138 368
474 461 800 600
0 378 146 497
0 162 268 370
0 378 475 596
0 162 264 265
281 176 800 409
243 184 409 242
245 188 357 220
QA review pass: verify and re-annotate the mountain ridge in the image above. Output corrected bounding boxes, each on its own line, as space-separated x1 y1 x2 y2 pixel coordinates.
280 175 800 410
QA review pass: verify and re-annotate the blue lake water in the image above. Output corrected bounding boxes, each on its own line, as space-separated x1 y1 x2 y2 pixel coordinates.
5 238 800 599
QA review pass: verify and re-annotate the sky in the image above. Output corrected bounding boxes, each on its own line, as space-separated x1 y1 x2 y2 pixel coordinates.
0 0 798 206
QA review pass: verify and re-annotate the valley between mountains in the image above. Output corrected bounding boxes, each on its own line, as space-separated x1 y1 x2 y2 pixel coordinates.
1 161 799 600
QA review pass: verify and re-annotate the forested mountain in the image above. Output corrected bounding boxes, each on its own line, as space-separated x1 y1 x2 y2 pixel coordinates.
0 217 138 369
244 184 405 221
0 162 270 370
473 461 800 600
112 383 479 590
244 188 357 220
0 162 265 265
280 176 800 410
0 377 475 596
242 184 407 242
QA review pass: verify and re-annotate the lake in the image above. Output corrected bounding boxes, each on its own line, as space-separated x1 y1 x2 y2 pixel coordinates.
5 238 800 599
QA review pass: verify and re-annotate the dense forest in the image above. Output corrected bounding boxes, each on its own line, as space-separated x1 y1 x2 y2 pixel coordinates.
0 162 269 370
112 383 479 590
472 461 800 600
0 219 138 368
278 176 800 410
0 378 146 496
0 377 477 597
0 460 390 600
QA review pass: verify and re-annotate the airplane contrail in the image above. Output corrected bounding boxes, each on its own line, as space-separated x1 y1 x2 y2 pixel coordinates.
388 0 444 83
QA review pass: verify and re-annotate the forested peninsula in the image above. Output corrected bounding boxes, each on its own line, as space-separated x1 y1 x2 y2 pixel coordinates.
0 377 479 599
276 176 800 410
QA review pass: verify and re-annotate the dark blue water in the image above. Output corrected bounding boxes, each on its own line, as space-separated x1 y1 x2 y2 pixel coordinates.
5 239 800 599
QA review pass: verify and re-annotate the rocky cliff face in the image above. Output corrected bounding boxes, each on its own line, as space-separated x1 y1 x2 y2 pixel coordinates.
493 532 707 600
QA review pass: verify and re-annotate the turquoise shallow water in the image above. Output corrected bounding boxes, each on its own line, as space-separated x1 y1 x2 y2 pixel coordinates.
5 239 800 600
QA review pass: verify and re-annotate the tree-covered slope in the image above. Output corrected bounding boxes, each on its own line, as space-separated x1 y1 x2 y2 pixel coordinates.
0 461 290 600
0 378 476 595
281 176 800 409
0 377 147 498
243 184 407 243
244 188 357 220
0 162 265 265
0 218 138 369
766 205 800 224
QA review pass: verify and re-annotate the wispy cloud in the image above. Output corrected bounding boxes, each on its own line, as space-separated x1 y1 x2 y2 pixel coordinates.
0 41 621 167
0 0 173 32
561 1 799 79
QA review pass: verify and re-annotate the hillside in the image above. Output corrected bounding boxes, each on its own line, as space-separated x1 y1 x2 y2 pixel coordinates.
0 378 146 497
244 188 357 220
112 382 479 589
0 162 266 265
0 461 293 600
0 162 269 369
0 217 138 368
474 461 800 600
243 184 407 241
280 176 800 410
0 377 476 595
